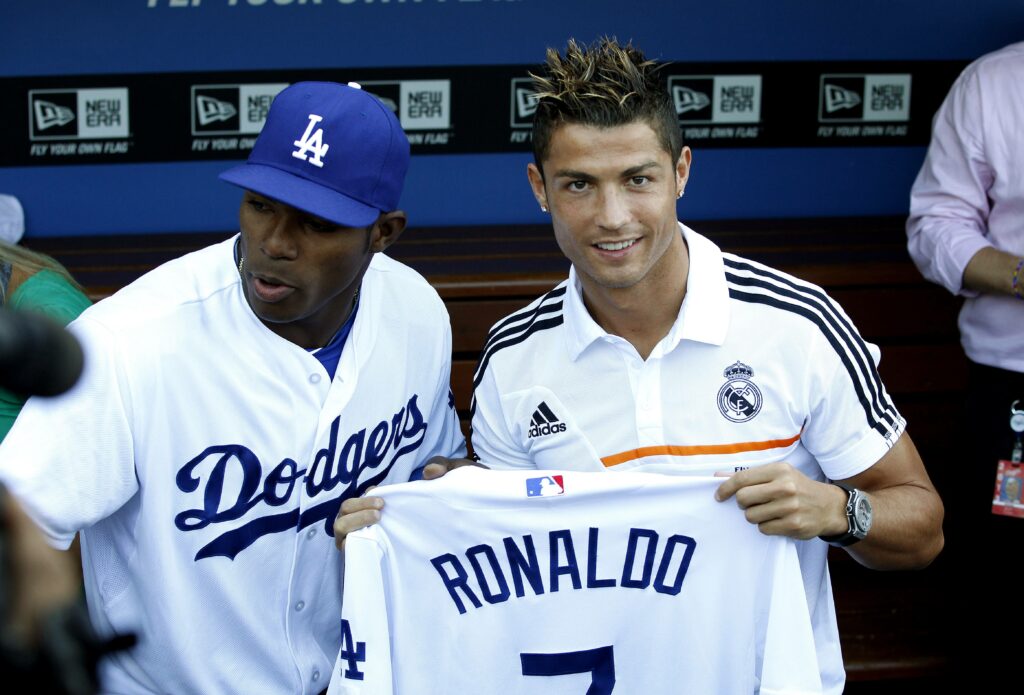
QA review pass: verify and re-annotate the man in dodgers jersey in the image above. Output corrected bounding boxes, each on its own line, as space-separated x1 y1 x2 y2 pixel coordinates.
330 467 822 695
338 39 944 694
0 82 466 694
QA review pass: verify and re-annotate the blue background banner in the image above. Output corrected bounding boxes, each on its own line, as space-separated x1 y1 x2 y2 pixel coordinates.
1 1 1022 236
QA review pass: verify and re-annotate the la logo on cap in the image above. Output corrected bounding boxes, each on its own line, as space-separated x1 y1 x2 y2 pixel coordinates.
219 80 410 228
292 113 329 168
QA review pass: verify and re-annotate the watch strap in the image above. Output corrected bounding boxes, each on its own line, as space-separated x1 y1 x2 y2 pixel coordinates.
818 482 862 547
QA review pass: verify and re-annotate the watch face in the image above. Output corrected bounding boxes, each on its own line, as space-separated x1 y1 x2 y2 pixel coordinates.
853 494 873 535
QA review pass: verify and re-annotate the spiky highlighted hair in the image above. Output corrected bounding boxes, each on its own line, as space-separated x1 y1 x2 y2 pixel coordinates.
530 37 683 171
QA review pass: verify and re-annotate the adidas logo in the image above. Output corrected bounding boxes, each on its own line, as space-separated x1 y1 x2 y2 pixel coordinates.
528 401 566 438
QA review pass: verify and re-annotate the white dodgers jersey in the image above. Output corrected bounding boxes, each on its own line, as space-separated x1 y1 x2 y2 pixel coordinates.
328 468 822 695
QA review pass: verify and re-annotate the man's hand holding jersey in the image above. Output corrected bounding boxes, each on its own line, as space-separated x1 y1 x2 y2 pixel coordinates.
333 456 481 549
715 433 944 570
714 463 849 540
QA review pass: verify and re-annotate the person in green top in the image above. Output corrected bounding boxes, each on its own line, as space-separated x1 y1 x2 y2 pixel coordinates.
0 239 91 440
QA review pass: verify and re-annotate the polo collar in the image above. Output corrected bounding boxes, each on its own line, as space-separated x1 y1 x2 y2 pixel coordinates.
564 223 731 360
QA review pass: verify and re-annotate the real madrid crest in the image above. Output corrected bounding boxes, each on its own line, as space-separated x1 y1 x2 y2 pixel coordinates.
717 361 763 423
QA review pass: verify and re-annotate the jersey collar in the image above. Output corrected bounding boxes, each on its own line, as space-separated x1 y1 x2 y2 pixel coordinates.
231 235 382 384
564 222 730 360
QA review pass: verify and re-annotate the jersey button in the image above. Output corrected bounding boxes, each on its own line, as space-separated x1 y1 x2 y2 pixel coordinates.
307 528 317 540
295 600 305 612
309 373 321 384
312 670 321 682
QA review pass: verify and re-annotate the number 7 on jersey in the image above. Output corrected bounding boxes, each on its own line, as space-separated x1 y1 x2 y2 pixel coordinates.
520 646 615 694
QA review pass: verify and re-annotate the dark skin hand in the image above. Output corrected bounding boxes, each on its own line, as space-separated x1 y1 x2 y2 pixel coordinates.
333 456 481 549
2 492 80 646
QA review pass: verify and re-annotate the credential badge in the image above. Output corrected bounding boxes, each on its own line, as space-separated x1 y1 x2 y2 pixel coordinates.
717 361 762 423
292 113 329 167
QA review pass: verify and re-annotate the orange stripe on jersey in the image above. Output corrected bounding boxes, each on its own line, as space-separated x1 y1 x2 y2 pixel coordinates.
600 431 803 467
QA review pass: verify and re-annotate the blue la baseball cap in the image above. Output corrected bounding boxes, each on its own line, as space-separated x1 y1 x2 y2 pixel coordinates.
219 81 410 228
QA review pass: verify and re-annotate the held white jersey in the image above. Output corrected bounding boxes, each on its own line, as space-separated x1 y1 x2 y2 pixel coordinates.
469 224 903 694
0 238 466 695
328 468 822 695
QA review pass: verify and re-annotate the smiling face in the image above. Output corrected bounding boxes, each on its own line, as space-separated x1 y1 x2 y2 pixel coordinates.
528 120 691 301
237 191 404 348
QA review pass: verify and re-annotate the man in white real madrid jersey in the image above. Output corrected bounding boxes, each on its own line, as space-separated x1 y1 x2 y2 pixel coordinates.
329 468 823 695
0 82 465 694
337 39 944 694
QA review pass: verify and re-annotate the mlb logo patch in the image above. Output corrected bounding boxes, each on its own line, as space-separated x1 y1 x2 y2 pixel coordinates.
526 475 564 498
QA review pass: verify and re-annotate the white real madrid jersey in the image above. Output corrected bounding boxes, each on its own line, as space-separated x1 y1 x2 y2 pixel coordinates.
327 468 822 695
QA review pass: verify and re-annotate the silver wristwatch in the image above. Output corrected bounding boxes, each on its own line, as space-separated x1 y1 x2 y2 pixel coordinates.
819 482 872 547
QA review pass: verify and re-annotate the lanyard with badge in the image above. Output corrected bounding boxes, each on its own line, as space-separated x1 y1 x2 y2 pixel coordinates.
992 400 1024 518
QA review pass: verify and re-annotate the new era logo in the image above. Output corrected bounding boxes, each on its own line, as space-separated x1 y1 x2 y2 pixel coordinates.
29 88 130 141
668 75 761 124
528 401 566 438
509 77 538 128
366 91 398 113
34 100 75 130
351 80 450 131
191 83 288 136
196 95 237 126
516 87 539 119
819 74 911 123
526 475 564 497
824 84 861 113
673 86 710 114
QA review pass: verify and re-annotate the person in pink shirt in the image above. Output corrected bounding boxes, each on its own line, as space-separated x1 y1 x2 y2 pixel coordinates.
907 40 1024 681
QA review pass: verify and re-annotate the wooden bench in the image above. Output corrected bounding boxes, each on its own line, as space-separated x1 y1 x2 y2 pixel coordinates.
26 216 960 688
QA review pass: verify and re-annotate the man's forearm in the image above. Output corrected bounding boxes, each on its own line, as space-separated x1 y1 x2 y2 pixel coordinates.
846 482 945 570
963 246 1024 297
837 433 945 570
